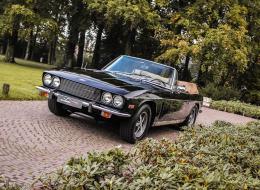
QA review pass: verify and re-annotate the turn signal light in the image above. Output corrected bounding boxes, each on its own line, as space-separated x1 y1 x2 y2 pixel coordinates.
39 91 48 97
128 104 135 109
101 111 112 119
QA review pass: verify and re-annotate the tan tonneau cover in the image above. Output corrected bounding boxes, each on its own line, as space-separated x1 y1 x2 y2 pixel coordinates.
177 81 199 95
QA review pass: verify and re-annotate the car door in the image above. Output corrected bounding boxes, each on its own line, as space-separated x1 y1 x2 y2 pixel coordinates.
154 87 194 126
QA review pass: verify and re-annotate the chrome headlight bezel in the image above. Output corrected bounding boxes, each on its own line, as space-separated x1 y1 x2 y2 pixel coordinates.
113 95 124 108
52 77 61 88
101 92 113 104
43 74 52 86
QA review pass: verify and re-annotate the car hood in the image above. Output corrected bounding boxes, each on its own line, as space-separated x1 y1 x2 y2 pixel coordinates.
46 69 163 96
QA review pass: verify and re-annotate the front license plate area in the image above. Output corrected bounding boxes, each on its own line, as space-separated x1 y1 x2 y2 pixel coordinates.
57 94 83 109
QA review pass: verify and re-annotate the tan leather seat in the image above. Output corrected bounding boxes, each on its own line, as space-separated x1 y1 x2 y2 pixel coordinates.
133 69 170 83
177 81 199 94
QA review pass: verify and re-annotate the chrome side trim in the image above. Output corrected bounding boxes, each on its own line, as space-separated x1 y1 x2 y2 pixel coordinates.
153 119 185 127
36 86 131 118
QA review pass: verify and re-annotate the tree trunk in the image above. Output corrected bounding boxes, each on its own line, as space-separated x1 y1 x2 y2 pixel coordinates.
0 41 3 55
197 64 202 84
181 53 191 81
5 19 19 63
77 30 86 68
2 84 10 96
64 0 84 68
197 52 206 86
52 35 58 64
48 41 53 65
124 28 136 55
48 35 57 65
1 34 8 55
30 26 39 60
24 29 33 60
91 24 104 69
64 28 79 67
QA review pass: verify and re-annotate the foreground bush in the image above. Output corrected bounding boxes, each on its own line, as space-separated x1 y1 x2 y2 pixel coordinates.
33 121 260 189
211 100 260 119
0 176 20 190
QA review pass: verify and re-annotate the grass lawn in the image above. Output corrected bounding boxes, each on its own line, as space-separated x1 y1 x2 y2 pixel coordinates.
0 55 55 100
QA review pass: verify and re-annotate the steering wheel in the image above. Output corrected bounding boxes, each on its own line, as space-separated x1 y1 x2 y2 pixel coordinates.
149 79 166 87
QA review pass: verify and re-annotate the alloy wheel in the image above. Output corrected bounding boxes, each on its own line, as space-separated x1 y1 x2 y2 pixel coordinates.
187 108 196 126
134 111 148 138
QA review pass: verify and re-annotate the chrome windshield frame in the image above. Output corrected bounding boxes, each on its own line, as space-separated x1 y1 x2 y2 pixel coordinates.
102 55 177 91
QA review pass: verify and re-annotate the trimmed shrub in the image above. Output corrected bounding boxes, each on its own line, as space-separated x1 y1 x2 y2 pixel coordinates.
211 100 260 119
34 121 260 189
242 90 260 106
200 83 241 101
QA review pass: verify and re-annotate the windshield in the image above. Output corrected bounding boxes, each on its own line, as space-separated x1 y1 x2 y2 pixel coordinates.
103 56 175 89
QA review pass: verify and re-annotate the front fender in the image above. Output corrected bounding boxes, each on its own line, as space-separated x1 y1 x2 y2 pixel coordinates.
124 93 163 118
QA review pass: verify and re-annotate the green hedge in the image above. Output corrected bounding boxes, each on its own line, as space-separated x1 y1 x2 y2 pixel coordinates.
211 100 260 119
199 83 260 106
242 90 260 106
200 83 241 101
31 121 260 189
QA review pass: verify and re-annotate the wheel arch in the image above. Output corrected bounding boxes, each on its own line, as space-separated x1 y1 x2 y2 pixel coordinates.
138 100 157 125
194 102 201 118
195 102 200 110
195 102 202 113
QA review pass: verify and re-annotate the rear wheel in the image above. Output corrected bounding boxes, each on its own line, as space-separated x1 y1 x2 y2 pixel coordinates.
120 104 152 144
182 106 198 127
48 98 71 117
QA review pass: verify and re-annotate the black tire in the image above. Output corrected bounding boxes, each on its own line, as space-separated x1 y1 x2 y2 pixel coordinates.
48 98 71 117
120 104 152 144
182 106 198 127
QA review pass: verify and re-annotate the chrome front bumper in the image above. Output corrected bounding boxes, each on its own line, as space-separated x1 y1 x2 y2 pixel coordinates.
36 86 131 118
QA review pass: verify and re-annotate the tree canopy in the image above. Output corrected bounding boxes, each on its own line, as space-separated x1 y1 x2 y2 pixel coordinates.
0 0 259 99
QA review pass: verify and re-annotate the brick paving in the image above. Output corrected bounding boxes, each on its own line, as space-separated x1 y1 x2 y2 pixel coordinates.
0 101 256 187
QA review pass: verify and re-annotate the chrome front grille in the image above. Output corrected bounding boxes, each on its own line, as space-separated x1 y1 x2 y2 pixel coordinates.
59 79 101 101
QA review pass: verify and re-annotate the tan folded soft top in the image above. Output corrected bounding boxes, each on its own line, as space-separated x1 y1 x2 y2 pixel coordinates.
177 81 199 95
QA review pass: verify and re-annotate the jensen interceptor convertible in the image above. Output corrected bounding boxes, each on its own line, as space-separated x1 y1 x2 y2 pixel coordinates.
37 55 203 143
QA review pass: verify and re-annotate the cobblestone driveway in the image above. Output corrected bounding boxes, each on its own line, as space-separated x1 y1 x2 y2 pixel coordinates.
0 101 256 186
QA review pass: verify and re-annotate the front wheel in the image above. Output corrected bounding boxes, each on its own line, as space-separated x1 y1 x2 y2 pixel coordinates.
48 98 71 117
120 104 152 144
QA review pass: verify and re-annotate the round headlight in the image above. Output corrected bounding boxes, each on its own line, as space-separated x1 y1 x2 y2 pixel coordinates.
43 74 52 86
113 95 124 108
52 77 60 88
102 92 112 104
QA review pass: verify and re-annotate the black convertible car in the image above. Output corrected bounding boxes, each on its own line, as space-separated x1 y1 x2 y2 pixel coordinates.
37 55 203 143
